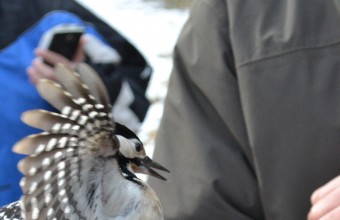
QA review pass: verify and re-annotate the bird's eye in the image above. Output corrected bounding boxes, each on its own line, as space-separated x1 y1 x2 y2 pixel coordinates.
135 143 143 152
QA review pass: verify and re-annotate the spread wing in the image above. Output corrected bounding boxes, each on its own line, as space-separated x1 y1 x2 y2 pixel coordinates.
12 64 118 220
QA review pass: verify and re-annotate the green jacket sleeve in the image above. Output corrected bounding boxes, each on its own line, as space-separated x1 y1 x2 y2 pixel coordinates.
148 0 264 219
150 0 340 219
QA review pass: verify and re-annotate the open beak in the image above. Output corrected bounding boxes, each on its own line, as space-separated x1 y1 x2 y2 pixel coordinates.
131 156 169 181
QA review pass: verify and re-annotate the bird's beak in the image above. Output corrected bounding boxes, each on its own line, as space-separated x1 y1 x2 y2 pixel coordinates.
131 156 169 181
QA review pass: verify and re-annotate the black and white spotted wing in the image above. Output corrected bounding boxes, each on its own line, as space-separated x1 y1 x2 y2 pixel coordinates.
12 63 119 220
0 201 22 219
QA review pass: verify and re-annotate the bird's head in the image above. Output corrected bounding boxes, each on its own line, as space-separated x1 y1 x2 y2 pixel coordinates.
115 123 169 182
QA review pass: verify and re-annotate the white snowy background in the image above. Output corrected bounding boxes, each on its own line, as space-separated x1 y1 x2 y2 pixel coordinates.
76 0 190 157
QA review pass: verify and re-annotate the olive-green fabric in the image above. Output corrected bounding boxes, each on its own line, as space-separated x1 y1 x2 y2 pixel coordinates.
149 0 340 219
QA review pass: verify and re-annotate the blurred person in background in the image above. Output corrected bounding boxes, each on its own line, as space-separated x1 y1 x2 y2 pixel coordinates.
149 0 340 219
0 0 151 206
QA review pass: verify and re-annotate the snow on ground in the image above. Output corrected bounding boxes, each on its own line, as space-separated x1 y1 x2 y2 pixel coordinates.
76 0 189 156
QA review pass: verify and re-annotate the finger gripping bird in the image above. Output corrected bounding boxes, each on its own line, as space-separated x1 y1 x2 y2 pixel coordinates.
0 63 169 220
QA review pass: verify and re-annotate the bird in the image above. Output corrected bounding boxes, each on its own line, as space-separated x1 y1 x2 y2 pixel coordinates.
0 63 169 220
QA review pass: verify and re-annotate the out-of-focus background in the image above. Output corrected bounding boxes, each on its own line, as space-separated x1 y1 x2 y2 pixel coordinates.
76 0 191 156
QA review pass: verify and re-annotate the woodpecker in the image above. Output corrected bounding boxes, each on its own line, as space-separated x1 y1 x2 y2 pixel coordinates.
0 63 169 220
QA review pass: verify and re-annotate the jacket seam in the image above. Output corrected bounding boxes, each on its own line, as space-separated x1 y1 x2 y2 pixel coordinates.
237 38 340 69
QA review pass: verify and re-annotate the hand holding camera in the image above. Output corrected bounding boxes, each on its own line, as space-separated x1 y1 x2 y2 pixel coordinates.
27 25 85 84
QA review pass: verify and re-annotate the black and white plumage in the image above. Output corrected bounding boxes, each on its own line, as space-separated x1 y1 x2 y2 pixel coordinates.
0 63 168 220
